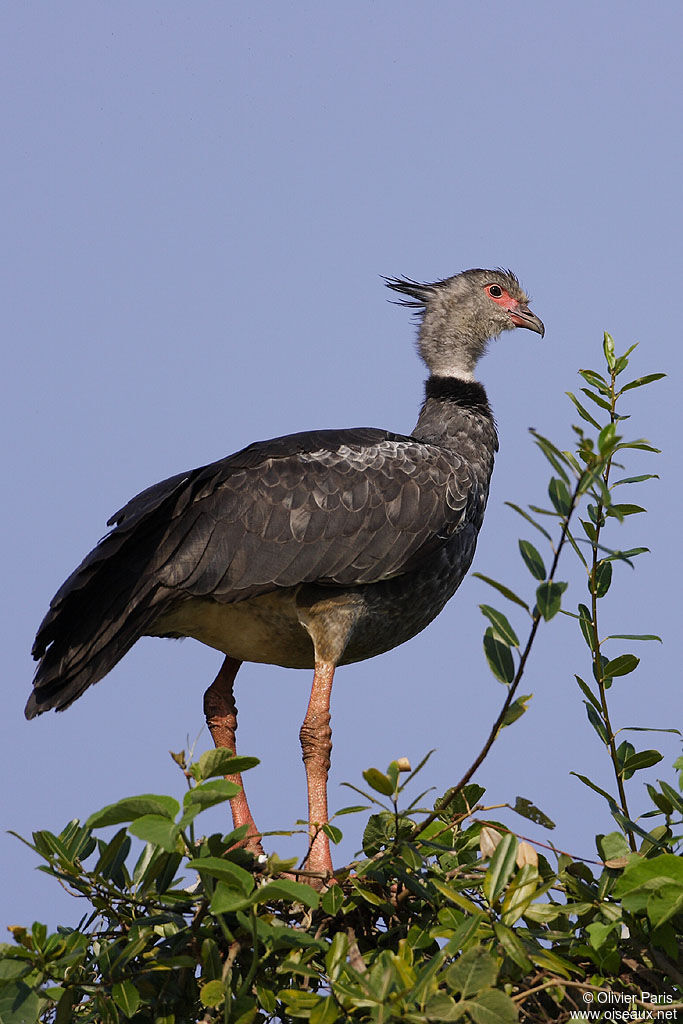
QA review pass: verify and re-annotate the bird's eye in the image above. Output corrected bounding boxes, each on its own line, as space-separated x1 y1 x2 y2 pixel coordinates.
487 285 503 298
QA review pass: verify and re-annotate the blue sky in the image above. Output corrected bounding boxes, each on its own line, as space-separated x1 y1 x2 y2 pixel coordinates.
2 2 681 928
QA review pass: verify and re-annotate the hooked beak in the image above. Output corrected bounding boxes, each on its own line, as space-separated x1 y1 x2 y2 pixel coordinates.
510 305 545 337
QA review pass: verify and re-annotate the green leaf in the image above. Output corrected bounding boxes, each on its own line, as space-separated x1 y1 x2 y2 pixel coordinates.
501 863 540 926
493 921 533 971
577 603 596 651
445 946 499 998
504 501 552 540
512 797 555 830
253 879 320 908
86 794 180 828
591 560 612 598
596 831 631 861
210 881 252 914
575 675 601 712
483 833 517 905
548 477 572 515
603 654 640 678
619 372 666 393
482 629 515 684
621 750 663 774
500 693 532 728
530 430 571 483
607 633 662 643
0 981 44 1024
310 996 340 1024
128 815 181 852
183 778 241 811
186 857 255 894
321 884 345 916
322 823 343 844
473 573 530 611
424 993 462 1020
566 390 601 429
584 702 609 744
570 772 617 809
603 331 616 369
190 750 259 782
519 540 546 580
362 768 395 796
112 980 141 1018
583 387 613 412
535 581 567 621
461 989 518 1024
479 605 519 646
606 503 646 520
200 979 226 1008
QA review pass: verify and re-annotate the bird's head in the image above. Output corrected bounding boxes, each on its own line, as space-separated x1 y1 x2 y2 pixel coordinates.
385 268 544 380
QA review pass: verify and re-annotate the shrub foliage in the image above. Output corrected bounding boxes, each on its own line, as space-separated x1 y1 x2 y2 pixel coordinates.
2 337 681 1023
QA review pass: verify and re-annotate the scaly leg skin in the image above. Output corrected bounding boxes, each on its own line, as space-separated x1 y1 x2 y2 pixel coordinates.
299 661 335 880
203 655 265 857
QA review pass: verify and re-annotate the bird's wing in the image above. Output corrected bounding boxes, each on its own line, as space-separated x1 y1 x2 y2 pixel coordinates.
139 426 479 600
28 427 477 716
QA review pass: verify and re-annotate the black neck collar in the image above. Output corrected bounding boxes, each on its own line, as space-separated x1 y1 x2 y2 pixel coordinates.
425 376 490 411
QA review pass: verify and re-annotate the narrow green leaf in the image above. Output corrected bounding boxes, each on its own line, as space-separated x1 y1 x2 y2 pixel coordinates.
505 501 552 540
493 921 533 972
606 503 646 519
575 675 601 712
535 581 567 621
530 430 571 483
582 387 613 412
603 654 640 677
519 540 546 580
578 603 596 651
578 367 609 390
619 372 666 393
501 863 540 926
658 780 683 814
473 573 530 612
483 833 518 905
607 634 661 644
613 473 659 486
482 628 515 684
570 772 618 809
584 702 609 744
566 390 601 429
479 605 519 646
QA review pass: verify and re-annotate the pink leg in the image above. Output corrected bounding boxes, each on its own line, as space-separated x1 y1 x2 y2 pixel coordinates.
203 656 264 857
299 661 335 878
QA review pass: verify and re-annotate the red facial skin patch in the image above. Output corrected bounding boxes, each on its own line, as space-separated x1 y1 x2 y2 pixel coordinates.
484 284 528 326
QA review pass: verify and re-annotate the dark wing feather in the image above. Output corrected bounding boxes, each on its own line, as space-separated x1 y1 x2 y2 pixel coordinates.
28 427 476 717
155 430 475 599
